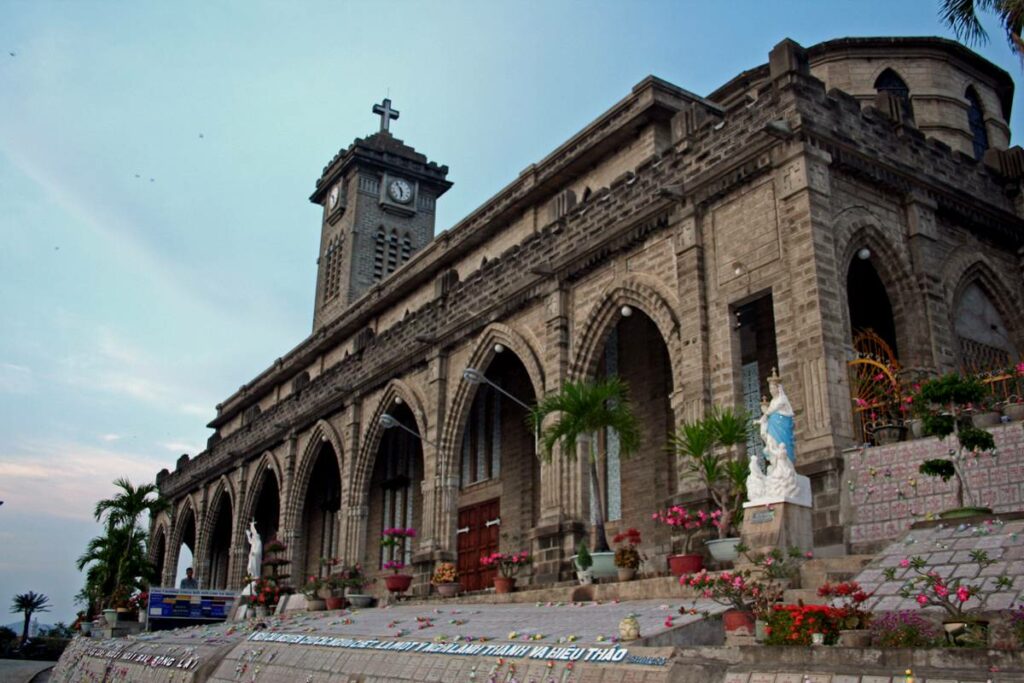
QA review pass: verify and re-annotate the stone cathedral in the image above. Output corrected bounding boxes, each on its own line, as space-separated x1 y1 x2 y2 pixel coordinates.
150 37 1024 595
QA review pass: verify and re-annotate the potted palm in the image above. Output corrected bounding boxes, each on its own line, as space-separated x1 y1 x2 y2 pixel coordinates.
572 541 593 585
532 377 640 579
670 407 749 563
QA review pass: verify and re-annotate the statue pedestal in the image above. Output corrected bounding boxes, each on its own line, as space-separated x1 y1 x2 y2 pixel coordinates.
739 500 813 557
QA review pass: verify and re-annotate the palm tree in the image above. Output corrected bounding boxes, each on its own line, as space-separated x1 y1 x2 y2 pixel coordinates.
94 478 168 530
11 592 50 644
940 0 1024 55
532 376 640 552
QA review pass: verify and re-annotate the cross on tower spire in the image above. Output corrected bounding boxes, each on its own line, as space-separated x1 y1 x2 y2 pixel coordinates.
372 98 400 134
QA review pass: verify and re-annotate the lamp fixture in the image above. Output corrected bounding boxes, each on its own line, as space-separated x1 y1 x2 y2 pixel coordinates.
857 247 871 261
620 305 633 317
493 343 505 354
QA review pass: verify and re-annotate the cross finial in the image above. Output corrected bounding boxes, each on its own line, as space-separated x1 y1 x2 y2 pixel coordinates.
372 97 400 134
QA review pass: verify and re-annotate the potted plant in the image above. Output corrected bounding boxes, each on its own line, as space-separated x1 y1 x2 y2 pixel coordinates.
301 575 326 611
913 373 998 517
612 528 642 581
380 527 416 594
431 562 460 597
670 408 750 563
479 551 531 593
345 564 375 608
886 550 1013 647
1000 361 1024 422
653 505 720 575
127 590 148 623
249 576 280 617
818 581 875 646
532 377 640 579
764 604 841 645
680 567 780 636
572 540 593 585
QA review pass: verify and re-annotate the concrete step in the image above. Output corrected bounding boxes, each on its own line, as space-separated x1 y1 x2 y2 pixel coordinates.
799 554 874 591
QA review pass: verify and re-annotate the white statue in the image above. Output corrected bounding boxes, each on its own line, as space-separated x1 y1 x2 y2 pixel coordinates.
745 370 812 508
245 520 262 585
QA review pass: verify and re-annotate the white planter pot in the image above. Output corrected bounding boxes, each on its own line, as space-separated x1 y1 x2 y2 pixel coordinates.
575 569 593 585
705 537 741 563
589 551 617 579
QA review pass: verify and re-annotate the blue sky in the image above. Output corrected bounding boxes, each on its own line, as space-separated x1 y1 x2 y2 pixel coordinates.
1 0 1021 622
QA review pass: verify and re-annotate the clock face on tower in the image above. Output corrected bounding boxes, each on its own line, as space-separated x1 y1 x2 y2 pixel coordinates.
388 178 413 204
328 185 340 210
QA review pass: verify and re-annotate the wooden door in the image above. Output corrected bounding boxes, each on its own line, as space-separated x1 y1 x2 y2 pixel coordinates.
456 498 500 592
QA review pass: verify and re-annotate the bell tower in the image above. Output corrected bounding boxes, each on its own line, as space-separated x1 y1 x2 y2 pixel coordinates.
309 99 452 331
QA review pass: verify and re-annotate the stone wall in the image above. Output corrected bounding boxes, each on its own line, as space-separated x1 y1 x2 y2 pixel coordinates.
845 422 1024 551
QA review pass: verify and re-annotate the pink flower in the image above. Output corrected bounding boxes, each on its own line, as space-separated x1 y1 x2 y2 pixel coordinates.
916 594 928 606
899 559 909 568
934 584 949 598
957 586 970 603
804 551 814 559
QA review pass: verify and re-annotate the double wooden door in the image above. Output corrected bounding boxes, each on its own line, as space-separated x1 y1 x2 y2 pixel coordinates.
456 498 500 592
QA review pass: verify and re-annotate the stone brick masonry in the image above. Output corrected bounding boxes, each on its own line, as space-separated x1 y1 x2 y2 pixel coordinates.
846 423 1024 549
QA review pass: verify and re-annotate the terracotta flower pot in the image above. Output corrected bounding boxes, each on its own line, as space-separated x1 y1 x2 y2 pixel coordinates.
385 574 413 593
722 609 755 634
493 576 516 594
1003 402 1024 422
971 411 1001 428
306 598 326 611
668 554 704 576
325 596 346 610
617 567 636 582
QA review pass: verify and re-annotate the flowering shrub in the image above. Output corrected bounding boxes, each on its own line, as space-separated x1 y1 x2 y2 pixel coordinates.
680 568 782 617
817 580 874 629
870 610 941 647
301 575 326 599
612 528 642 569
431 562 458 585
764 604 841 645
885 551 1013 620
383 559 406 574
652 506 721 554
1010 604 1024 647
380 527 417 549
479 551 531 578
126 591 148 614
738 544 810 581
246 576 280 607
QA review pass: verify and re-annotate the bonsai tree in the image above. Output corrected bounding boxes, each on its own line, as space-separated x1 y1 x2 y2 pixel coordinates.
913 373 997 509
10 591 50 645
670 407 750 538
532 377 640 552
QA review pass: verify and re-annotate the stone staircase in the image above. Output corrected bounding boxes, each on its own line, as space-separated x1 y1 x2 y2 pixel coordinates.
783 554 875 605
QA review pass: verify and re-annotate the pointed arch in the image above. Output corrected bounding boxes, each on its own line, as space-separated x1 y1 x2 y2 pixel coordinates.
199 476 235 548
571 273 683 382
290 419 345 519
149 520 169 585
440 323 546 476
352 379 430 504
167 494 199 585
201 476 235 589
874 67 913 119
944 252 1024 368
965 85 989 160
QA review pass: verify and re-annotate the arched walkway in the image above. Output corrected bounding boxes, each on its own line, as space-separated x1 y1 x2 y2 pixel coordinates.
451 349 540 591
205 489 233 589
299 442 343 578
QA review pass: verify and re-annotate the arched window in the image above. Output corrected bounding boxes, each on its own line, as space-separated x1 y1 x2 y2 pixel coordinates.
874 68 912 120
966 87 989 160
373 229 386 281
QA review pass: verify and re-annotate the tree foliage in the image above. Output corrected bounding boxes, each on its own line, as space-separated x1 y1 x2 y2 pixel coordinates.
10 591 50 645
532 376 641 552
940 0 1024 55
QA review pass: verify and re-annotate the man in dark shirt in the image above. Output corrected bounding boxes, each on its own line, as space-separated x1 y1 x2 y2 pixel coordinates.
179 567 198 589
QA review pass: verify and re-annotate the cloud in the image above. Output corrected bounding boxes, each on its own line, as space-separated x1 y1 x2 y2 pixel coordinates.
0 437 167 522
178 402 210 418
160 441 202 454
100 434 121 442
0 363 34 394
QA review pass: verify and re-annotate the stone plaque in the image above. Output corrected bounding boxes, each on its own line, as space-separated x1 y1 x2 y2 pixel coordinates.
750 509 775 524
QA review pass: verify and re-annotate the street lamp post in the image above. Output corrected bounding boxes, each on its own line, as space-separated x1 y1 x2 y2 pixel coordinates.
462 368 540 456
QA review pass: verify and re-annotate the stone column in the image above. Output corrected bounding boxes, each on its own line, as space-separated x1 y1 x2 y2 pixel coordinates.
229 466 249 589
278 432 300 584
419 350 449 558
192 492 209 589
342 503 369 564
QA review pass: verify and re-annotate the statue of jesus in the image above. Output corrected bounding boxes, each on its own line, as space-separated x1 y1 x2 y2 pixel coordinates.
245 520 262 582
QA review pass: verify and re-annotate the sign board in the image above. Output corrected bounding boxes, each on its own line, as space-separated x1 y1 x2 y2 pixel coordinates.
147 587 236 621
749 509 775 524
